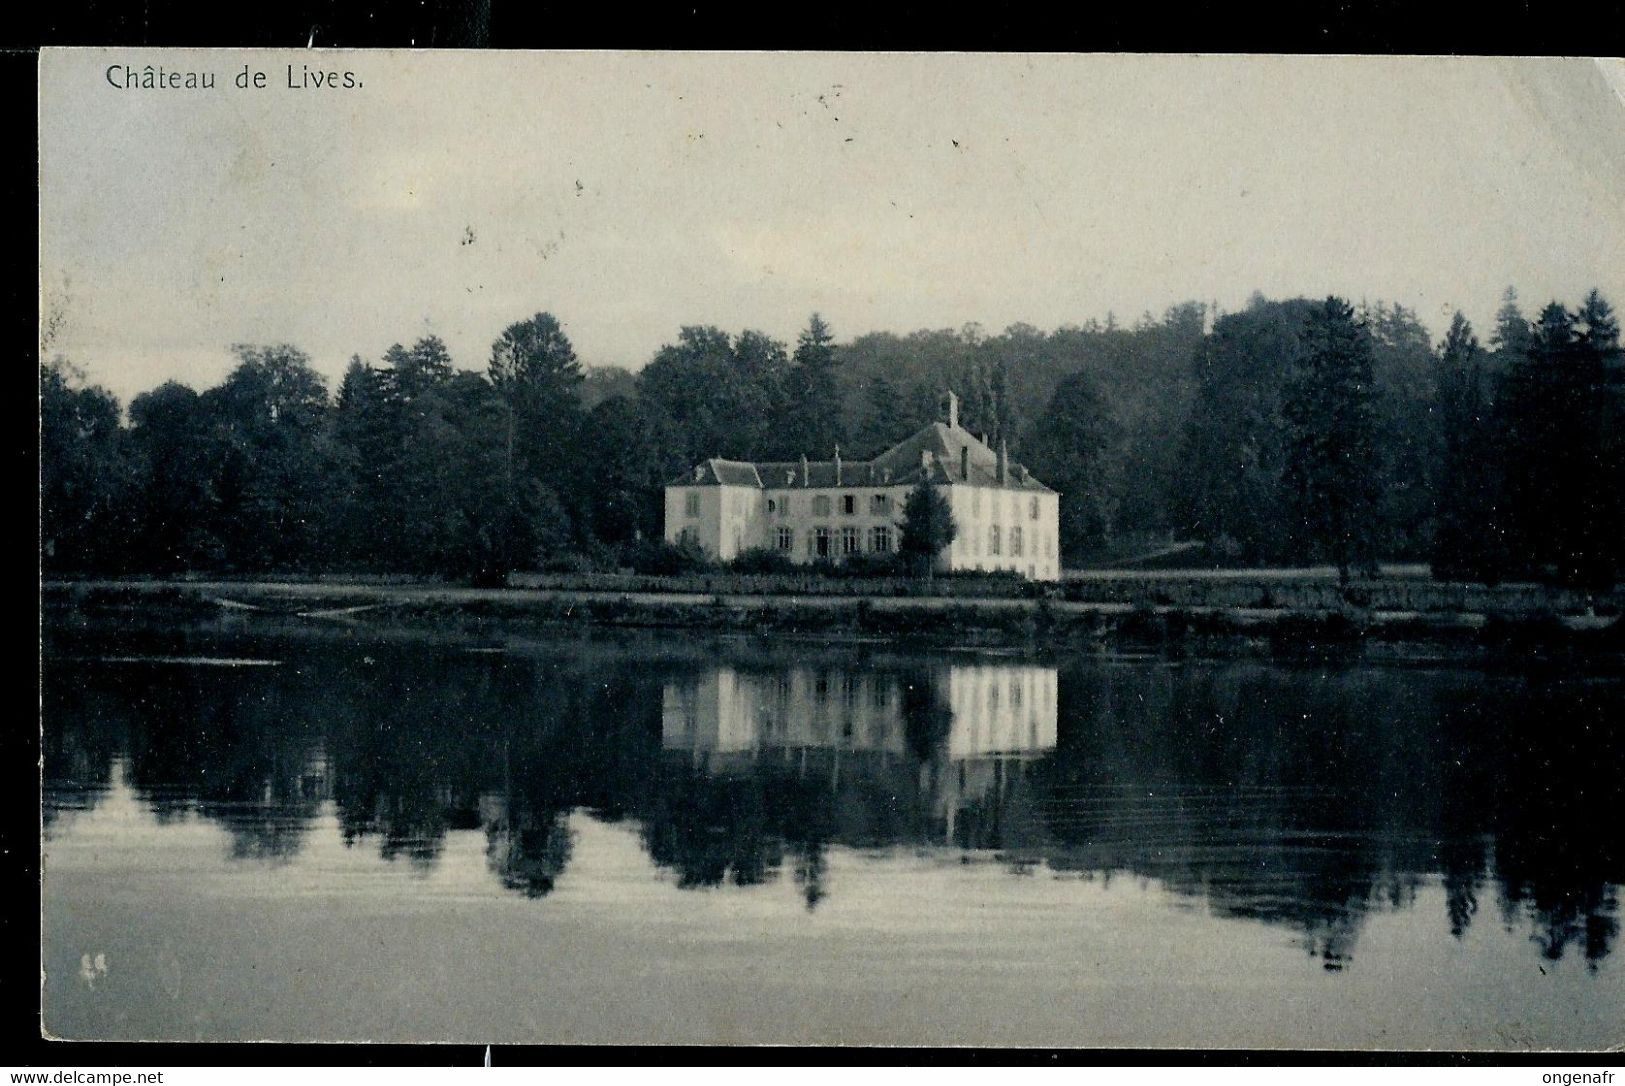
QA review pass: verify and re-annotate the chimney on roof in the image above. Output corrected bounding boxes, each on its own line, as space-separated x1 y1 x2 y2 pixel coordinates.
800 454 809 486
998 440 1009 485
834 444 842 485
960 445 969 480
946 389 959 430
921 448 932 472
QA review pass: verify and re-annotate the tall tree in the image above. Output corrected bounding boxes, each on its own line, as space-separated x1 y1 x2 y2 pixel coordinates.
1282 297 1382 583
733 328 793 457
1490 287 1534 366
488 313 584 564
1576 290 1624 589
127 381 220 571
1500 293 1622 588
201 344 336 571
781 313 842 457
898 482 958 579
1364 301 1440 559
333 356 403 568
578 365 638 411
40 359 131 573
1430 313 1503 581
391 335 455 402
489 312 584 481
638 325 739 463
638 325 792 463
1024 370 1121 562
1173 297 1317 564
575 395 683 548
856 373 910 456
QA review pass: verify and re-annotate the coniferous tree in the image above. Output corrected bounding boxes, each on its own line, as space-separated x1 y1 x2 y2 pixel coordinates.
1431 313 1504 581
1499 292 1624 588
898 482 957 579
1282 297 1382 583
1492 299 1619 586
333 356 403 567
1575 290 1624 589
1364 301 1440 559
1491 287 1534 365
782 314 841 457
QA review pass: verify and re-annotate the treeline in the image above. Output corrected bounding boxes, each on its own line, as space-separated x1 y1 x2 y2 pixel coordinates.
40 288 1623 588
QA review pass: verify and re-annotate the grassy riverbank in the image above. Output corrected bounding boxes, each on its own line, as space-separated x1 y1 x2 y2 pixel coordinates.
42 575 1625 661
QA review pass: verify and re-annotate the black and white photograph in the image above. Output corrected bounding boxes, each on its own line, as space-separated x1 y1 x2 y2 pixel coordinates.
36 48 1625 1050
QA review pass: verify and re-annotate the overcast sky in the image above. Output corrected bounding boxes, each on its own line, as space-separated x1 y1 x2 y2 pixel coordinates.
39 50 1625 406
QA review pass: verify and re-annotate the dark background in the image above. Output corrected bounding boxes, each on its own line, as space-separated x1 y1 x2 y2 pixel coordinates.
15 0 1625 52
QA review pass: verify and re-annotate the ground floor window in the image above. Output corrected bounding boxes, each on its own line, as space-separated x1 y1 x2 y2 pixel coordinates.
868 526 892 553
776 527 794 552
1011 526 1023 556
989 525 1001 555
810 526 831 558
840 526 861 556
678 527 698 546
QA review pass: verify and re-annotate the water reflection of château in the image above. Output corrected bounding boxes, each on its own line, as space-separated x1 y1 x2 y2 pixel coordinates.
41 626 1624 969
661 664 1057 847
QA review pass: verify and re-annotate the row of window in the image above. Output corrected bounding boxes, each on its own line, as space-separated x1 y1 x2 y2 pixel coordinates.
684 490 1048 521
971 492 1043 521
779 525 893 557
977 525 1054 558
684 525 1054 561
765 493 890 518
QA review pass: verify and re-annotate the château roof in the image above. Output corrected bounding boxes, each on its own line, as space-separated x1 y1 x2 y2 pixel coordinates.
668 418 1054 493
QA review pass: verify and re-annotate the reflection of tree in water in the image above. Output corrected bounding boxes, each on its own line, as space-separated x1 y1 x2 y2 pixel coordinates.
324 653 492 872
92 656 325 863
900 669 953 763
1462 679 1624 970
487 808 573 898
480 663 670 897
641 769 785 889
43 627 1625 969
41 672 122 832
1030 661 1624 970
482 729 580 898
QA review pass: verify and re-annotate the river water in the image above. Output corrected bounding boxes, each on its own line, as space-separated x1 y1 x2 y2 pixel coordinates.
40 618 1624 1047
